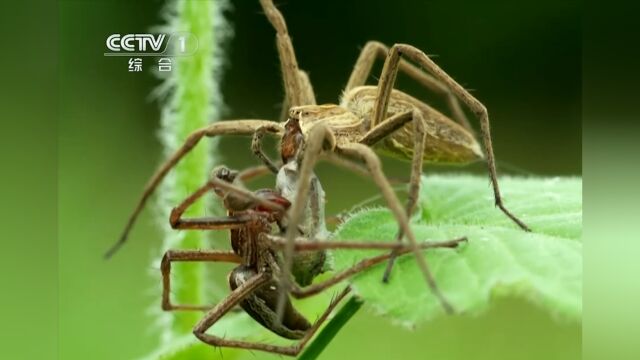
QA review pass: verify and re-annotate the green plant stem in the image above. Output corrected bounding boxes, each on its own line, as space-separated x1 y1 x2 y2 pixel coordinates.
299 296 364 360
157 0 219 337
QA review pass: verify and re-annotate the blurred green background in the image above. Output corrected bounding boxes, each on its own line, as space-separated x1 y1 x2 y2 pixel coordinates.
59 1 580 359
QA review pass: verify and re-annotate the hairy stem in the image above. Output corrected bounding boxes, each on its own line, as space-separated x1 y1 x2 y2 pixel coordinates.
155 0 228 338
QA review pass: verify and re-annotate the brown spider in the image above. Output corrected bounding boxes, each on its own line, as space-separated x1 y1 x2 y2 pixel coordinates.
107 0 529 315
160 165 466 356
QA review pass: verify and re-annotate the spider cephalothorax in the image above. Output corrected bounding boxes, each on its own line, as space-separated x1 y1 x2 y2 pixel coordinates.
280 116 305 163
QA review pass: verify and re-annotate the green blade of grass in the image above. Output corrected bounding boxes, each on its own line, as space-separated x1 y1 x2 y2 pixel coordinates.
299 296 364 360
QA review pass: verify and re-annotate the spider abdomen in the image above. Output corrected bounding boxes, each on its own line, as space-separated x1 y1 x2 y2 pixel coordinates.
342 86 484 164
229 265 311 340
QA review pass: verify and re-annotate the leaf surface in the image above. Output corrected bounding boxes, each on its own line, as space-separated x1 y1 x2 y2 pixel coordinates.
332 176 582 325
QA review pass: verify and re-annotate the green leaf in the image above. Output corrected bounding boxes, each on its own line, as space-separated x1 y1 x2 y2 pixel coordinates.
332 175 582 326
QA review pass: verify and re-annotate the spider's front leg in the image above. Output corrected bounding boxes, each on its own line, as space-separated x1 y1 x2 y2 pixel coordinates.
251 125 282 174
259 0 316 108
166 165 286 231
106 119 283 258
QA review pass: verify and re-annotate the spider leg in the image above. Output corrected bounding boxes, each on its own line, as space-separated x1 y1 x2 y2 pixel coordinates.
320 152 371 179
359 109 431 283
345 41 471 132
210 176 285 212
321 152 408 186
237 165 272 183
161 250 241 311
252 125 281 174
166 173 286 230
372 44 531 233
192 272 279 352
105 119 282 259
358 110 414 146
336 142 455 313
170 214 257 231
278 70 316 122
292 240 465 299
260 233 467 299
298 69 317 105
265 234 466 252
259 0 315 108
391 109 427 282
193 270 351 356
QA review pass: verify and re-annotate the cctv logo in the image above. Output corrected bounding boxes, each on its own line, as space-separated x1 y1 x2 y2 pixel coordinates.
106 34 167 53
104 32 197 57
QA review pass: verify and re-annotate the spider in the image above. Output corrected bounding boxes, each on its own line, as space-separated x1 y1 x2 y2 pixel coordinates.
107 0 529 315
160 164 466 356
